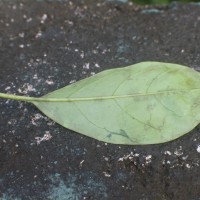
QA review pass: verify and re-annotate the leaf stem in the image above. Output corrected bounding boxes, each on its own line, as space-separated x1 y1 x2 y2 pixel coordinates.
0 92 120 102
0 92 43 102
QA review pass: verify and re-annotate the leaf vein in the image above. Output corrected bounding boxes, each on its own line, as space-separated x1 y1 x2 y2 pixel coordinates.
114 99 159 131
146 68 177 93
73 102 105 130
154 95 182 117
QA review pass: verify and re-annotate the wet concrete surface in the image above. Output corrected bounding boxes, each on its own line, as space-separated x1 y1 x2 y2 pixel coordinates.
0 0 200 199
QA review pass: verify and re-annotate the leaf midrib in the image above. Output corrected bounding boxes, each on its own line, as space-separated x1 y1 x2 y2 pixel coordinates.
0 88 199 103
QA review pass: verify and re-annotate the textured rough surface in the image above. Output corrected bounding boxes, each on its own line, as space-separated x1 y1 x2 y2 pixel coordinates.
0 1 200 199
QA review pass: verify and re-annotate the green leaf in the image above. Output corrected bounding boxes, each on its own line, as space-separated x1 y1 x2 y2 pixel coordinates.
1 61 200 145
31 61 200 145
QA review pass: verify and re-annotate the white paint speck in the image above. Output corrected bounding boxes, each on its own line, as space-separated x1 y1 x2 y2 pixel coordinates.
33 74 38 79
18 32 24 38
26 18 32 23
90 72 96 76
12 5 17 10
5 86 11 91
80 52 84 58
166 160 171 164
118 158 124 162
19 44 24 48
103 172 111 177
197 145 200 153
182 155 188 160
186 163 191 169
69 80 76 84
35 131 52 145
18 83 36 94
92 50 97 54
95 63 100 68
104 157 109 161
132 36 137 40
164 150 172 156
35 31 42 38
45 80 54 85
102 48 110 54
31 113 45 126
64 20 73 25
145 155 152 164
174 146 183 156
83 63 90 69
41 14 47 23
79 160 84 167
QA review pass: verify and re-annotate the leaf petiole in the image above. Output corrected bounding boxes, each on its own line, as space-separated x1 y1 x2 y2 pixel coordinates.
0 92 41 102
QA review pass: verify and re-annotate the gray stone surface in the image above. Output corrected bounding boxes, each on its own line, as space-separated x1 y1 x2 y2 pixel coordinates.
0 1 200 199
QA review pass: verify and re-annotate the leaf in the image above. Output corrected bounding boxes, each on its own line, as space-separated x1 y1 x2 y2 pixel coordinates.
29 61 200 145
1 61 200 145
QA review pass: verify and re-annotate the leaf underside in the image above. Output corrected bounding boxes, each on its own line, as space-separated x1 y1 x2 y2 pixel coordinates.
33 62 200 145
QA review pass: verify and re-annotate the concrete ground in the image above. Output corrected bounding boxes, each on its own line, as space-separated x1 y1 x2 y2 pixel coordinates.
0 0 200 199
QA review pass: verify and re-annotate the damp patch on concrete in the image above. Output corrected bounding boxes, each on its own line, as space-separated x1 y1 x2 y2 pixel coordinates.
47 173 108 200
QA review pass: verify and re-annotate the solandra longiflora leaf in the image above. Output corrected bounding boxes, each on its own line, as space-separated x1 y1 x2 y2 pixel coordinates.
1 61 200 145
